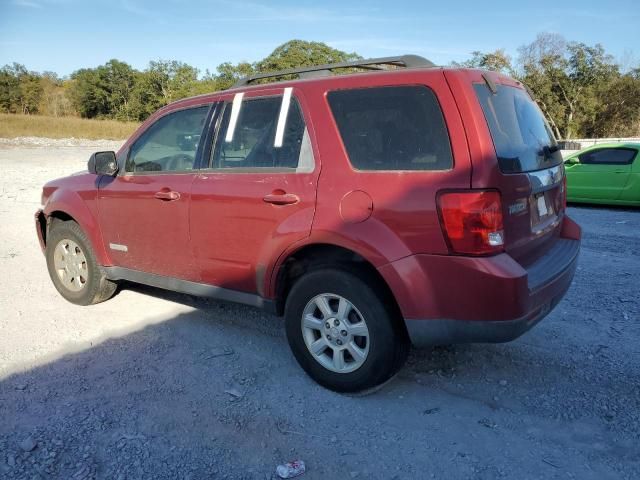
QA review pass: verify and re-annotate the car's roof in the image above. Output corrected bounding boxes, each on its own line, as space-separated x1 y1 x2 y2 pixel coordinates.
224 65 446 93
164 65 445 108
161 65 508 113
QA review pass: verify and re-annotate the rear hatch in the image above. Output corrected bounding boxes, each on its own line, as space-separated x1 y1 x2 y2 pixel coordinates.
472 78 565 265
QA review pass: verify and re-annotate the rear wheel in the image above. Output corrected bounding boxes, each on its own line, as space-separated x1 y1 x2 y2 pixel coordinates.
285 268 408 392
45 219 117 305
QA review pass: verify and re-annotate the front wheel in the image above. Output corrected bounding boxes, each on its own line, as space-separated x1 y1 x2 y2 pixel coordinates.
45 219 117 305
284 268 408 392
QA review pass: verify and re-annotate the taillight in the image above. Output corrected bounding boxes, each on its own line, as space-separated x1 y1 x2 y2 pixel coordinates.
562 173 567 210
437 190 504 255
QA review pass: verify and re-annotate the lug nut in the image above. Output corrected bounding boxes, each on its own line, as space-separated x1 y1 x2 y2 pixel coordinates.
334 319 340 326
327 335 332 341
325 322 330 329
336 339 343 346
341 330 347 336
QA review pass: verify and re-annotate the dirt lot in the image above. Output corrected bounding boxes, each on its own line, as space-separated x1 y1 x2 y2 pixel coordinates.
0 141 638 479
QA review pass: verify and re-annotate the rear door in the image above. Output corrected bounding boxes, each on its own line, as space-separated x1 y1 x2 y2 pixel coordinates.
565 147 635 200
98 105 211 280
189 87 319 294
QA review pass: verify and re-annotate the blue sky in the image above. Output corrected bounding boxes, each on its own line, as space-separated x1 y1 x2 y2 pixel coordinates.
0 0 637 77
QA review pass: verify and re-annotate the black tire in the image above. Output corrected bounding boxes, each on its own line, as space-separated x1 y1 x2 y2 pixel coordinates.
45 219 117 306
284 268 409 393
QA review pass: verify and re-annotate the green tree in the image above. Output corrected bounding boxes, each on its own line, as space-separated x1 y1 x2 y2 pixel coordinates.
256 40 360 74
128 60 201 120
102 59 136 120
0 63 43 114
212 61 255 90
145 60 200 102
0 64 22 113
68 67 109 118
68 60 136 119
19 73 43 114
517 33 619 138
588 70 640 137
128 71 160 121
38 72 73 117
454 49 514 75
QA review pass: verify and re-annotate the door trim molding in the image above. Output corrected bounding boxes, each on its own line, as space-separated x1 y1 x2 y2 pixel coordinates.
103 266 277 314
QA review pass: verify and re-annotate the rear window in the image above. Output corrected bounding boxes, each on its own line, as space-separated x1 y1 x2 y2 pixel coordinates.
327 86 453 171
474 84 562 173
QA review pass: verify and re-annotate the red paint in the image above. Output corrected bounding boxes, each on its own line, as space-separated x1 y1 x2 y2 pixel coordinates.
97 173 197 279
444 69 567 264
339 190 373 224
37 65 581 327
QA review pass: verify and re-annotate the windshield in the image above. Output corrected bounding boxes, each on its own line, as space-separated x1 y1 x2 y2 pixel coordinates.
474 84 562 173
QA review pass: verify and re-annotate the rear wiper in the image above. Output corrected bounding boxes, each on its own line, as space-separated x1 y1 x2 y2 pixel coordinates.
538 145 561 158
547 144 561 153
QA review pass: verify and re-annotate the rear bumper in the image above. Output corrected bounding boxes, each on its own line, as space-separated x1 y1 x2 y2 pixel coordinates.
378 215 581 346
404 278 570 345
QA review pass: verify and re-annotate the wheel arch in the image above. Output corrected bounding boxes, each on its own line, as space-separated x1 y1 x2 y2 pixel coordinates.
43 189 111 266
270 242 403 323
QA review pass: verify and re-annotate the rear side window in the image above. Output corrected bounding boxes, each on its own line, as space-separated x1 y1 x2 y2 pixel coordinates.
474 84 561 173
327 86 453 171
578 148 636 165
126 105 210 173
212 94 310 170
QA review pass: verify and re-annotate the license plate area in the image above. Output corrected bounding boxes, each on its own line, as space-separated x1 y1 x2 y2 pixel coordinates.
530 189 557 232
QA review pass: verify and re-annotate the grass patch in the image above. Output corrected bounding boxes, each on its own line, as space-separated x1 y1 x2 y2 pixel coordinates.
0 113 140 140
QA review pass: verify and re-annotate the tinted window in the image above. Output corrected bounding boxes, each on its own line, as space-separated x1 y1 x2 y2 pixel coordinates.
578 148 636 165
474 84 562 173
213 96 308 169
327 86 453 171
126 106 209 173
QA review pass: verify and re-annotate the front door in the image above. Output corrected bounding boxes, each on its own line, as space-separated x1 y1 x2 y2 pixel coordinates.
98 104 211 280
190 88 319 294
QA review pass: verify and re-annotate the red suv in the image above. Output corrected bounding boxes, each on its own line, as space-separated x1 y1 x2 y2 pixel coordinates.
36 55 581 392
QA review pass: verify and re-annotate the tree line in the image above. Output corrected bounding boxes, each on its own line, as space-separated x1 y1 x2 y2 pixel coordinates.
454 33 640 138
1 36 639 138
0 40 357 124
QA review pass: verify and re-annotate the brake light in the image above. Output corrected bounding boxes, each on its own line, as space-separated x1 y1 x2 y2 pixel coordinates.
437 190 504 255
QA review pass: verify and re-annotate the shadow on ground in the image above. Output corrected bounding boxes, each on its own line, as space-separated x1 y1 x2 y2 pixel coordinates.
1 284 638 479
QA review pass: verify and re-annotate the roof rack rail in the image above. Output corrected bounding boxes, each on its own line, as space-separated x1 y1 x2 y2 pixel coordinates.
232 54 435 88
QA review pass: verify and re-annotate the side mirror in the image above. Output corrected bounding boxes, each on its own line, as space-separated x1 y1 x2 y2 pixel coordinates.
88 151 118 176
564 157 579 165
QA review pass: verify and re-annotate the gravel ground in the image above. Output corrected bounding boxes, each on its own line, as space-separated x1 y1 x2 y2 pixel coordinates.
0 141 638 479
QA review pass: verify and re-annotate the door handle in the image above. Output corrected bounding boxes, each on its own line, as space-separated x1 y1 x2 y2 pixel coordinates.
154 190 180 201
263 192 300 205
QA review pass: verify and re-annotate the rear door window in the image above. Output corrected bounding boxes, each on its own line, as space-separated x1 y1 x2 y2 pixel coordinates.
474 84 562 173
212 93 311 170
578 148 636 165
327 86 453 171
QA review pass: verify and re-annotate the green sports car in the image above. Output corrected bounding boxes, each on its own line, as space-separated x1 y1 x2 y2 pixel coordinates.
564 142 640 206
